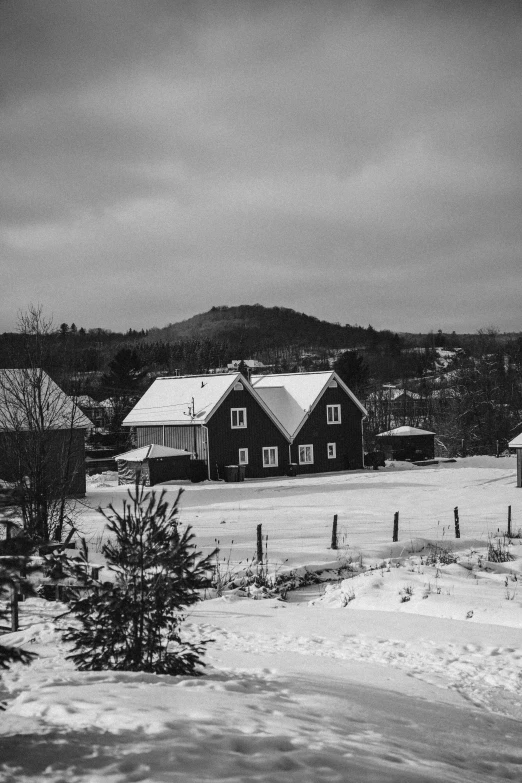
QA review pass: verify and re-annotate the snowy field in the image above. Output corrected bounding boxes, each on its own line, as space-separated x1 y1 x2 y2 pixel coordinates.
1 456 522 782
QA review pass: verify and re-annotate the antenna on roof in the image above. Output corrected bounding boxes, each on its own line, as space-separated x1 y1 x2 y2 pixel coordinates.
201 381 206 387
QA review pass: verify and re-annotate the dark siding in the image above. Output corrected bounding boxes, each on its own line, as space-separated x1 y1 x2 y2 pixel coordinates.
291 384 364 474
0 428 87 497
118 455 192 485
148 455 191 484
206 385 289 479
377 434 435 461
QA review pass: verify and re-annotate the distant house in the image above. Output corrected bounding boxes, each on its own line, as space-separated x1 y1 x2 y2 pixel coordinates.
376 426 435 461
122 373 290 480
123 370 367 480
365 385 428 428
0 369 93 496
251 371 367 473
74 395 105 429
226 360 272 376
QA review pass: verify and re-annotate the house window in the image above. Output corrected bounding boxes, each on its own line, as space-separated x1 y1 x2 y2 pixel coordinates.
327 443 336 459
327 404 341 424
298 445 314 464
262 447 278 467
231 408 247 428
238 448 248 465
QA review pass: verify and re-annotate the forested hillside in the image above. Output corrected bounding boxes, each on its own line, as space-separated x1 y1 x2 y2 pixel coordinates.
1 305 520 457
146 304 399 354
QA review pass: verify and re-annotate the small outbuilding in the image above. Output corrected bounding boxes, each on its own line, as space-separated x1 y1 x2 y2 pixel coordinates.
376 425 435 461
508 433 522 488
115 444 192 486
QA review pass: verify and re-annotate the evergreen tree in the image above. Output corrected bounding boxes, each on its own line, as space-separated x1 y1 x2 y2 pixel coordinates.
64 483 215 674
334 351 370 398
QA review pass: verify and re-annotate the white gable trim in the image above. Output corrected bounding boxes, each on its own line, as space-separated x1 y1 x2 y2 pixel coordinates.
290 371 367 440
205 374 293 442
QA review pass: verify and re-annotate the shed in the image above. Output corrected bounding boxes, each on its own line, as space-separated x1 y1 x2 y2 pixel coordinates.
115 444 192 486
376 426 435 461
0 368 92 497
508 433 522 488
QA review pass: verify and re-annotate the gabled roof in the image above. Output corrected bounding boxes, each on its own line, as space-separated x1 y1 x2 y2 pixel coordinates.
251 371 367 439
122 373 292 439
0 368 93 431
252 386 305 438
366 386 421 402
508 432 522 448
376 426 435 437
115 444 191 461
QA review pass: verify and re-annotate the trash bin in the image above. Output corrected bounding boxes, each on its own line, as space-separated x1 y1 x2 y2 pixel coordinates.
237 464 246 482
189 460 207 483
287 463 297 477
224 465 239 482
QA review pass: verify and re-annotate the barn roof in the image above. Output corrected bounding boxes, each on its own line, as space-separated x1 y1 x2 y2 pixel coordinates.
251 371 367 439
115 444 191 461
0 368 93 430
122 373 291 438
376 426 435 437
508 432 522 448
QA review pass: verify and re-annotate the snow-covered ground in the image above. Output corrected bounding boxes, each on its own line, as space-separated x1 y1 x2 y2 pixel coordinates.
1 456 522 782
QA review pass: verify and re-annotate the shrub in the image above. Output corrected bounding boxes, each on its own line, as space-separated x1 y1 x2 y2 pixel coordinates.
64 482 215 675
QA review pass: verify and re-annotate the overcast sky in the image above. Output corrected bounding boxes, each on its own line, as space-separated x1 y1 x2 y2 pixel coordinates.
1 0 521 334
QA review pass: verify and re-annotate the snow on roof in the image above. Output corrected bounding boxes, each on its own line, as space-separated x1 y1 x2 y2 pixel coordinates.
366 387 421 402
376 426 435 437
251 371 366 438
115 444 191 461
0 368 93 430
253 386 306 438
123 373 252 428
508 433 522 449
227 359 266 369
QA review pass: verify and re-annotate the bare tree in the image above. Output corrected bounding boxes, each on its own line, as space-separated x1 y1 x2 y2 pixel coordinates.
0 306 92 542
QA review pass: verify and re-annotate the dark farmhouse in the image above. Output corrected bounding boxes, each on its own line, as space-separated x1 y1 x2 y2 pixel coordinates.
123 373 290 480
0 368 92 497
251 372 367 473
123 371 366 480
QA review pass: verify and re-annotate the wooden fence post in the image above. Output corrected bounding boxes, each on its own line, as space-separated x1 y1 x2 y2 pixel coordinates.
508 505 512 537
256 524 263 563
331 514 338 550
454 506 460 539
10 581 19 632
393 512 399 542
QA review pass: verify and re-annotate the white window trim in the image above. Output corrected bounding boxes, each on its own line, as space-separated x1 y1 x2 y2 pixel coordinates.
327 442 337 459
327 404 341 424
238 448 249 465
298 444 314 465
231 408 247 429
262 446 278 468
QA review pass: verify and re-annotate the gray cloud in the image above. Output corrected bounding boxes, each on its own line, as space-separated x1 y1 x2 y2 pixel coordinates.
1 0 521 333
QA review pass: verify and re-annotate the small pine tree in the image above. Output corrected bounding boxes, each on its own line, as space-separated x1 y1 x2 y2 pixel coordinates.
64 482 215 675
